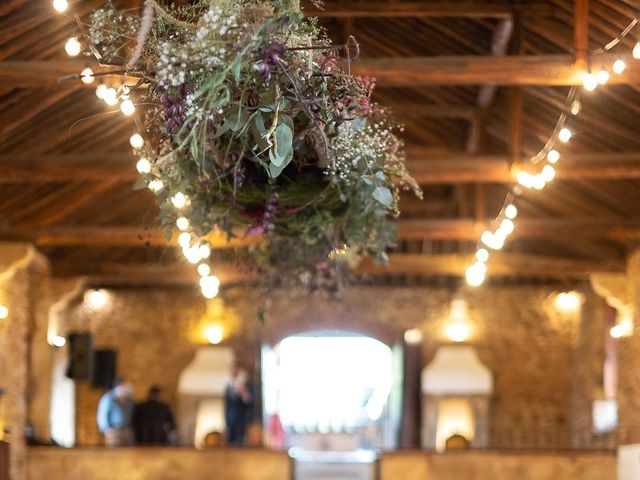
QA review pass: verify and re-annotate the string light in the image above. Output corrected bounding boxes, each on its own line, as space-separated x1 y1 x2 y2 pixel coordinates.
596 68 610 84
171 192 187 209
532 174 546 190
504 204 518 219
135 158 151 174
52 0 68 13
475 248 489 262
0 305 8 319
613 59 626 74
64 37 81 56
199 244 211 259
52 335 66 347
120 99 136 116
582 72 598 91
95 84 108 99
558 128 572 143
200 275 221 298
499 218 515 235
80 67 95 84
465 262 486 287
197 263 211 277
570 100 581 115
183 245 202 264
541 165 556 182
176 217 189 230
547 149 560 164
178 232 191 248
103 88 118 106
464 15 640 289
148 179 163 192
129 133 144 149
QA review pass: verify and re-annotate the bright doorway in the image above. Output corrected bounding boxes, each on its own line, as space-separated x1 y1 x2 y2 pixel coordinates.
262 331 403 479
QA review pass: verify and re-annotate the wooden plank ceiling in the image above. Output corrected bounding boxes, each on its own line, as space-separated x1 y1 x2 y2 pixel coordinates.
0 0 639 286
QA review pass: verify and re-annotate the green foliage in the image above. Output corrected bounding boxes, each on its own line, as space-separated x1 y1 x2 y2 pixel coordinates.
87 0 422 281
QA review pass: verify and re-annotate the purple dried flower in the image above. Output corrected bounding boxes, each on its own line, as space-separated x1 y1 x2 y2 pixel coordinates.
258 42 285 83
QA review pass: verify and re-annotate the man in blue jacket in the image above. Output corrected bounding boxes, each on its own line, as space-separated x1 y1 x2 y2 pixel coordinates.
97 377 135 446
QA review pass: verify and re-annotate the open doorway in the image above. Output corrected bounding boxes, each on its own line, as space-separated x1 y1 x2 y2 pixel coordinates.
262 331 402 454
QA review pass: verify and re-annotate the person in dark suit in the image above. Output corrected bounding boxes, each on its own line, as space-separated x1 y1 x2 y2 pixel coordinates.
224 368 253 446
132 385 175 445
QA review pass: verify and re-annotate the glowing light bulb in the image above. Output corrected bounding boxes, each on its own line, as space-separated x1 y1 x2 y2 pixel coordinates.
404 328 423 344
532 174 546 190
554 291 582 313
570 100 581 115
204 325 223 344
199 244 211 259
445 321 471 342
176 217 189 231
0 305 8 319
541 164 556 182
178 232 191 248
197 263 211 277
596 68 610 84
499 218 515 235
129 133 144 149
95 84 108 99
582 72 598 91
481 231 494 246
120 99 135 116
465 262 486 287
547 149 560 164
135 158 151 174
148 179 163 192
84 289 109 310
52 0 68 13
200 275 221 299
103 88 118 106
183 245 202 264
199 275 221 291
505 203 518 219
64 37 81 56
476 248 489 263
517 171 534 189
171 192 187 209
558 128 572 143
633 42 640 60
52 335 66 347
613 59 626 74
80 67 95 84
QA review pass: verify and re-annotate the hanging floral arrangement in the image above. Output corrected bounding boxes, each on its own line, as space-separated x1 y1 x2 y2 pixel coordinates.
85 0 421 295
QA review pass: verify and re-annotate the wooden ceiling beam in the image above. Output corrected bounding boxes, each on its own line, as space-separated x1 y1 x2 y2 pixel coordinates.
395 218 640 241
0 154 137 183
2 152 640 184
406 151 640 184
0 226 260 249
55 254 621 286
350 53 636 86
304 2 555 19
359 253 623 278
5 217 640 249
4 53 639 88
50 251 623 286
574 0 590 69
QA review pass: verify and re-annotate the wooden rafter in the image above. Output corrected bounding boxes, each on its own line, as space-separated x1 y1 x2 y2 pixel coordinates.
2 152 640 184
3 54 640 88
304 2 555 19
50 252 623 287
574 0 590 68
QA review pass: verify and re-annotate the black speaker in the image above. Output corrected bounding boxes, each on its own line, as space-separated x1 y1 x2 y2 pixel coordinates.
91 350 117 389
66 332 94 380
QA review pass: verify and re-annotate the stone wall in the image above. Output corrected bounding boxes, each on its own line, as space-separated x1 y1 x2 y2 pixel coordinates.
26 447 291 480
380 450 615 480
618 250 640 442
63 282 607 448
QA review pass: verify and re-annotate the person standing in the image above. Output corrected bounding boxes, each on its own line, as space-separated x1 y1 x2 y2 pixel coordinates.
97 378 134 446
224 368 253 446
131 385 175 445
